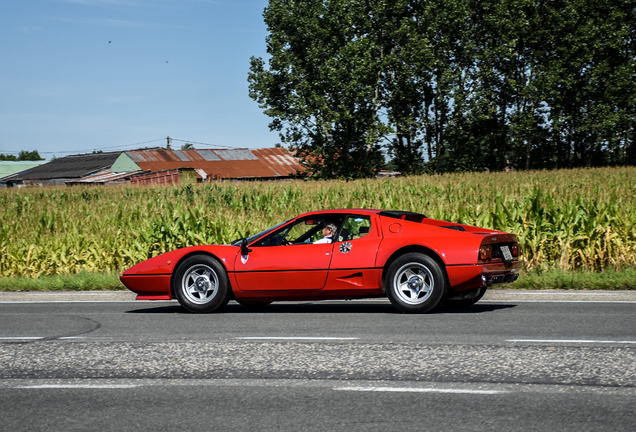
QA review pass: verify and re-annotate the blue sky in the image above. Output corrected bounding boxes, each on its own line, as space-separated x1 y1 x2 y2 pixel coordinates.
0 0 276 160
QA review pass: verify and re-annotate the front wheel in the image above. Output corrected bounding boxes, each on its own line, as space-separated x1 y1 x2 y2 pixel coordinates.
173 255 230 313
385 253 447 313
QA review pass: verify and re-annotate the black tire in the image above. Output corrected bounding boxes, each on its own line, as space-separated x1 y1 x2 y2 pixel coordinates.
235 299 272 308
385 253 447 313
172 255 230 313
444 287 487 308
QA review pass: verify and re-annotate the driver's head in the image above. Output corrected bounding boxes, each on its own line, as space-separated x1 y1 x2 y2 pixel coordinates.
323 222 337 236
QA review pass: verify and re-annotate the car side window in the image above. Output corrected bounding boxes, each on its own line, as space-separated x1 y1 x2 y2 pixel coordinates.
252 228 288 246
253 217 338 246
338 216 372 242
285 219 322 243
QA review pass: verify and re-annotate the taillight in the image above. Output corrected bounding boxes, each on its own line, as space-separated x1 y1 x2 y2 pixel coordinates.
479 245 492 260
511 243 520 258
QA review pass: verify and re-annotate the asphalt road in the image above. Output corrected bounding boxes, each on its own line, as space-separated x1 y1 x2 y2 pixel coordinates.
1 290 635 431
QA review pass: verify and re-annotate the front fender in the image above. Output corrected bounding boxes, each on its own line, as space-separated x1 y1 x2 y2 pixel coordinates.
120 245 240 299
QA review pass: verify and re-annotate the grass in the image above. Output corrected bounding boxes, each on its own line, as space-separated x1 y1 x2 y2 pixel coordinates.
1 166 635 283
1 268 635 291
0 271 125 291
508 267 636 290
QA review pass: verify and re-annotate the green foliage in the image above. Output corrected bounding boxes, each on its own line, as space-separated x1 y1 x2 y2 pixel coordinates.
0 150 44 161
0 272 125 291
0 167 635 277
249 0 389 179
250 0 636 176
510 266 636 290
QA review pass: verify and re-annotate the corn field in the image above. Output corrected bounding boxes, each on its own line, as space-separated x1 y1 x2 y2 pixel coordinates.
1 167 634 277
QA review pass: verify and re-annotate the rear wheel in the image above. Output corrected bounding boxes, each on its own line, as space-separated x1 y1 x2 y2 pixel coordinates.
173 255 230 313
385 253 446 313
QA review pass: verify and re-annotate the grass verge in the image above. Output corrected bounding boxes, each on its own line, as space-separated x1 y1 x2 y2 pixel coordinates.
1 268 635 291
0 272 125 291
507 267 636 290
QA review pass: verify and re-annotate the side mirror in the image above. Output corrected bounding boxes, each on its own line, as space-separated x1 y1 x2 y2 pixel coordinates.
240 238 252 255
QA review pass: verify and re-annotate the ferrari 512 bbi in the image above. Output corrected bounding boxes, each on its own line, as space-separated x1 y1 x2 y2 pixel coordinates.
120 209 522 313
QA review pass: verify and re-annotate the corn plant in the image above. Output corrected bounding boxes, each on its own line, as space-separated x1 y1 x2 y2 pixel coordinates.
1 167 634 277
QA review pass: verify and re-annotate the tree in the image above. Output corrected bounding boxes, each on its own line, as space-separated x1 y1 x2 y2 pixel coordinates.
181 143 194 150
540 0 636 168
250 0 636 176
249 0 388 179
18 150 44 161
0 150 44 161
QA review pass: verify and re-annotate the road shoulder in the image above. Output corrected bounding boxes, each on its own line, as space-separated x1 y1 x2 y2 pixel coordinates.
1 289 635 302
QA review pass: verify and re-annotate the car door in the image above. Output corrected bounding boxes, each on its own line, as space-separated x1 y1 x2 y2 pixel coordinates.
233 217 337 291
326 214 382 289
329 215 380 270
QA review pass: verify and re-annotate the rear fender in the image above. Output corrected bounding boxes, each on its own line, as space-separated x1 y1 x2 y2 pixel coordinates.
380 245 449 291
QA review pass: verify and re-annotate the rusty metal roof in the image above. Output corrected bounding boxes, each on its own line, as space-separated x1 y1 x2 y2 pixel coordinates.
124 148 303 179
66 170 145 185
252 148 304 177
215 149 259 161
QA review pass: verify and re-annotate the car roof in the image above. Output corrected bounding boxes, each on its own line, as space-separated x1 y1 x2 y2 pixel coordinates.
297 209 426 218
298 209 381 217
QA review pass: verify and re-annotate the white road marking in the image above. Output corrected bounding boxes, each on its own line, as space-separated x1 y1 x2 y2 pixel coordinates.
507 339 636 344
0 301 151 304
1 336 113 341
58 337 102 340
334 386 506 394
496 292 625 296
482 300 636 304
14 292 129 296
15 384 138 389
235 337 359 340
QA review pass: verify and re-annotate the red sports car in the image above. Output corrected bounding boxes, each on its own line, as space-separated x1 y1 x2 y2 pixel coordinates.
120 209 522 313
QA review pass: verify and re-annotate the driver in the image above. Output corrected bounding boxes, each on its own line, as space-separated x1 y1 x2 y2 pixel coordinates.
314 222 337 244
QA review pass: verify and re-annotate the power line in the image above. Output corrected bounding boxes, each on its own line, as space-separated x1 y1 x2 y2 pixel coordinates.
0 138 166 155
0 137 242 155
170 138 240 149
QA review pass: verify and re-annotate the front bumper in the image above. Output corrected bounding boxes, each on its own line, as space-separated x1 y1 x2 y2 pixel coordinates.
119 274 172 300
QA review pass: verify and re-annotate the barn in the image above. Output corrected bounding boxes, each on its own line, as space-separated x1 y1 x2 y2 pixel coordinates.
2 148 303 187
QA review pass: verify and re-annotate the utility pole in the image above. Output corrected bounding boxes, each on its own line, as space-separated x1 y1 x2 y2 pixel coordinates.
166 136 171 149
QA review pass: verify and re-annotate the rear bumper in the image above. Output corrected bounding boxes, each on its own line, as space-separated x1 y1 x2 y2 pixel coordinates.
446 261 522 292
482 272 519 286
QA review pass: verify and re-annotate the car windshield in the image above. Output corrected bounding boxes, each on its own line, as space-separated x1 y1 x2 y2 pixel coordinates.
231 219 293 246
